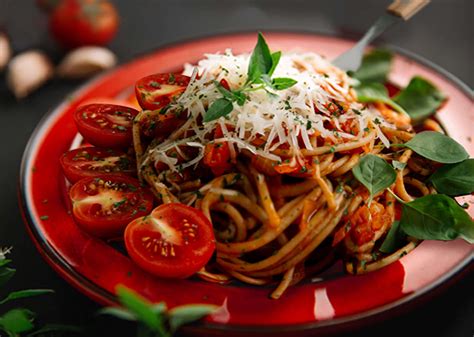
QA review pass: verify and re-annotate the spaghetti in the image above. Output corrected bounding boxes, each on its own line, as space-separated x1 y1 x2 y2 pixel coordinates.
130 49 446 299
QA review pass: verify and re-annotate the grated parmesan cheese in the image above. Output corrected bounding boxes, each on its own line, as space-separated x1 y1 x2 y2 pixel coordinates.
146 50 396 172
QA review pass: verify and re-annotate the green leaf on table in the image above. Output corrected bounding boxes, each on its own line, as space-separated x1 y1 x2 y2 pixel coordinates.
99 307 137 321
0 259 11 268
168 304 218 333
352 154 397 204
0 267 15 288
203 98 234 122
400 194 474 243
428 159 474 196
379 221 407 254
0 308 35 334
355 82 408 116
393 76 446 123
26 324 82 337
116 286 165 332
247 32 273 83
402 131 469 164
0 289 54 305
351 49 393 83
271 77 298 90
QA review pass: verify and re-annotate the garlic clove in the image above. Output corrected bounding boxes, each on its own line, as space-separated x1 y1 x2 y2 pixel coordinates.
0 31 12 71
57 46 117 79
7 50 54 99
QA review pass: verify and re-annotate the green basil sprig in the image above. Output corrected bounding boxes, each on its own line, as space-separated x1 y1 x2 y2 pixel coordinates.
354 82 408 116
0 252 79 337
352 154 397 204
428 159 474 196
393 76 446 123
204 32 298 122
401 131 469 164
102 286 217 337
400 194 474 244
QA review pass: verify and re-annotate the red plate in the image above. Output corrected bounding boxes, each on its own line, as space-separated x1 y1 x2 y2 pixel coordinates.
19 33 473 336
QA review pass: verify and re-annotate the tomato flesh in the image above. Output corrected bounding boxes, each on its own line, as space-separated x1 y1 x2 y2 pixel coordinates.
124 203 216 279
60 147 136 183
203 126 232 176
74 104 139 148
138 109 188 139
70 175 154 238
135 73 190 110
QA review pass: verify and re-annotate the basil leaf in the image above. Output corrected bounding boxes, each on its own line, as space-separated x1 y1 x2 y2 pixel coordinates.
352 154 397 203
392 160 406 171
379 221 407 254
203 98 234 122
168 304 217 333
355 82 408 116
268 51 281 77
0 309 35 333
400 194 474 243
116 286 163 331
214 81 247 106
272 77 298 90
0 266 15 288
0 289 54 305
247 32 273 83
428 159 474 196
394 76 446 123
403 131 469 164
352 49 393 83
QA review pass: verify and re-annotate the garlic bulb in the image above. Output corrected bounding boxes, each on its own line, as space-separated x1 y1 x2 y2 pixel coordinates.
0 31 12 71
7 50 54 99
57 46 117 79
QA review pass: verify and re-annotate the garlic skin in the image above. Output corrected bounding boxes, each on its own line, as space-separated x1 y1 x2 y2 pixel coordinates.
7 50 54 99
0 31 12 71
57 46 117 79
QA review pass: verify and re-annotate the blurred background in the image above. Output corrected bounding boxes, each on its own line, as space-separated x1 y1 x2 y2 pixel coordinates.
0 0 472 336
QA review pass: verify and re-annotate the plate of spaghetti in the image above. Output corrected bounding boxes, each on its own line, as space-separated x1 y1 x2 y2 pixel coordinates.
20 32 473 335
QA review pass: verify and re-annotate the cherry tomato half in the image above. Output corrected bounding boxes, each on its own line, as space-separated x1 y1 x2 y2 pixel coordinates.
138 109 188 139
135 73 190 110
49 0 119 49
70 175 154 238
74 104 139 148
60 147 136 183
124 203 216 279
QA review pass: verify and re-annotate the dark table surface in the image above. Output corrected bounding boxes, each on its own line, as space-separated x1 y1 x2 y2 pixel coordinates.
0 0 472 336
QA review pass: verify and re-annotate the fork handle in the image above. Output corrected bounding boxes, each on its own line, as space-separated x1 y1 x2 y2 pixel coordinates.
388 0 430 20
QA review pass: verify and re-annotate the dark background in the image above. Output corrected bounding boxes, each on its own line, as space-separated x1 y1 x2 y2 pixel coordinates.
0 0 472 336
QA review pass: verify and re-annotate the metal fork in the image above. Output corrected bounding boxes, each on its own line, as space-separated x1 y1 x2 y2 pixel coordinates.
333 0 430 72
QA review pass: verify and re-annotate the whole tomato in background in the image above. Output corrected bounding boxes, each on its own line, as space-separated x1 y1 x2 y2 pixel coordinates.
48 0 119 49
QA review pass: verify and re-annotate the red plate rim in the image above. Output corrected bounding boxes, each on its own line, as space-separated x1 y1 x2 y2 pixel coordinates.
18 31 473 335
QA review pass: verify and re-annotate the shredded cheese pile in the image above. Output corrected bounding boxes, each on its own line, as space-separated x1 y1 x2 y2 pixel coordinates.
146 50 395 172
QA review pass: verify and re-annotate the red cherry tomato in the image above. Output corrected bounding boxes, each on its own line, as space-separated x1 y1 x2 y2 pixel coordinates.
60 147 136 183
124 203 216 279
74 104 139 148
135 73 190 110
203 126 232 176
138 109 188 139
70 175 153 238
49 0 119 49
